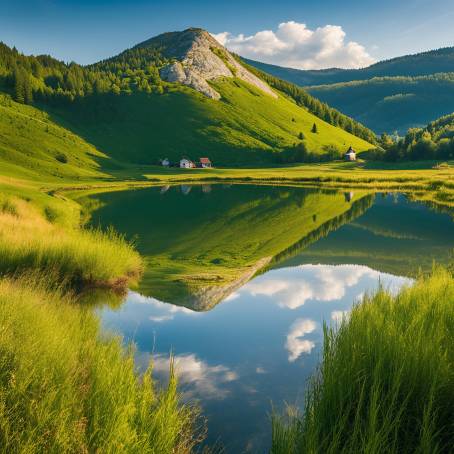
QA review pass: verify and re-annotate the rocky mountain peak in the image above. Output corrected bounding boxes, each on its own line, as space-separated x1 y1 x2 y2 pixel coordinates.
137 28 277 99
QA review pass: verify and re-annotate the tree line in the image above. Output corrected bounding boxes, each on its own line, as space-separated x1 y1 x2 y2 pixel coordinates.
369 113 454 161
0 41 168 104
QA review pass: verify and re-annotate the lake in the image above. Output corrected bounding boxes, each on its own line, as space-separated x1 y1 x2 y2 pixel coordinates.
87 185 454 453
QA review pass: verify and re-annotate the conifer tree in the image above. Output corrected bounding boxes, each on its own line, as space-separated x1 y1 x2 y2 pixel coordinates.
13 68 25 104
311 123 318 133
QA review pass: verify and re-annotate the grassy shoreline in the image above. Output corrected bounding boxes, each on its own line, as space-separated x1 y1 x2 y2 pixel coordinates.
0 276 201 452
272 267 454 454
32 160 452 209
0 191 202 451
0 193 143 289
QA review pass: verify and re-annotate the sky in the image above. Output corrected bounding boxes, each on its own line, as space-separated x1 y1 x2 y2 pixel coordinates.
1 0 454 69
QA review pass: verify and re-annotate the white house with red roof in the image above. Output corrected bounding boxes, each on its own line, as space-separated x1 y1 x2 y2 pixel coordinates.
199 157 212 168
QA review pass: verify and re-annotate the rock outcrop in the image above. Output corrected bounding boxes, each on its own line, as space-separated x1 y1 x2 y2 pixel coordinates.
135 28 277 100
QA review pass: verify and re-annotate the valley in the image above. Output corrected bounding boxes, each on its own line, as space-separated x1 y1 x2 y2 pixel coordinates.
0 20 453 454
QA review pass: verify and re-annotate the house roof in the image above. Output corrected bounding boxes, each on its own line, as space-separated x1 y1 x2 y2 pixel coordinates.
200 157 211 163
346 147 356 154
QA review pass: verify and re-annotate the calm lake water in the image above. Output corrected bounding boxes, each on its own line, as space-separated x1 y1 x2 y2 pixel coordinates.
88 185 454 453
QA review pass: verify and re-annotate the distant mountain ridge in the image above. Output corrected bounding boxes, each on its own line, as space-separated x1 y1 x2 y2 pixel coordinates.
246 46 454 86
246 47 454 135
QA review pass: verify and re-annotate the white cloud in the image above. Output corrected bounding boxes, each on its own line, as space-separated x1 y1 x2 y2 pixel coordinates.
149 315 173 323
212 21 375 70
152 353 238 400
127 291 196 322
286 318 317 362
241 264 412 310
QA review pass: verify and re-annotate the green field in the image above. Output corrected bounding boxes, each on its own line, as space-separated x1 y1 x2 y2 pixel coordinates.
0 94 107 181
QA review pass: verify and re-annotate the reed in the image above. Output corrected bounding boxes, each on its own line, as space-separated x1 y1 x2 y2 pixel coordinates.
0 195 142 288
0 275 202 452
272 267 454 454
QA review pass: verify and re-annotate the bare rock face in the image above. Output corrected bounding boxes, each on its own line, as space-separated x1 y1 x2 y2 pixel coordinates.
138 28 277 100
160 61 222 99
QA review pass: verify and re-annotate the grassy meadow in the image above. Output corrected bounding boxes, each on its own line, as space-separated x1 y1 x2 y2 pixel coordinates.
0 94 108 181
271 267 454 454
0 193 142 288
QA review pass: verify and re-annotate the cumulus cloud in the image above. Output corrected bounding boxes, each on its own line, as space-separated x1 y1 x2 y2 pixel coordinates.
152 353 238 400
212 21 375 70
286 318 317 362
243 264 412 310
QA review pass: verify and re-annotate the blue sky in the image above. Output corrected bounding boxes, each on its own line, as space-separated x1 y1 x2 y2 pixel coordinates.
1 0 454 68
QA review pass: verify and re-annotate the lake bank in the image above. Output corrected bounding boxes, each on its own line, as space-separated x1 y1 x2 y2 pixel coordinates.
40 161 454 210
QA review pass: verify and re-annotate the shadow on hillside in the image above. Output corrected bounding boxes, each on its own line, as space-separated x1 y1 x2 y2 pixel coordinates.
41 91 291 175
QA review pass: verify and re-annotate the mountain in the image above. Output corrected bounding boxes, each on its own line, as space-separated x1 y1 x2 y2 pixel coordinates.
0 29 375 171
246 47 454 86
246 47 454 135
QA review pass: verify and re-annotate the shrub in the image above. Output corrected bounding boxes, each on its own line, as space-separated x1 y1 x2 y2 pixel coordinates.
55 152 68 163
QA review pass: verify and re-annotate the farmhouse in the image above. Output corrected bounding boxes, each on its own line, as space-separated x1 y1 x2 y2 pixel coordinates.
161 158 170 167
199 157 212 168
345 146 357 161
180 158 195 168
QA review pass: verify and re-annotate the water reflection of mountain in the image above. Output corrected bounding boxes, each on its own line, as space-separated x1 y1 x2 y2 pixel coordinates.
88 185 374 310
279 194 454 276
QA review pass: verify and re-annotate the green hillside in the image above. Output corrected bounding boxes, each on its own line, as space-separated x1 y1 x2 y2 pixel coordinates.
45 78 373 167
246 48 454 135
0 94 107 180
0 30 375 169
369 112 454 161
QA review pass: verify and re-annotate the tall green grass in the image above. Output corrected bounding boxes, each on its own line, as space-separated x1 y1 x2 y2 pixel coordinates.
272 267 454 454
0 195 142 288
0 276 202 452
